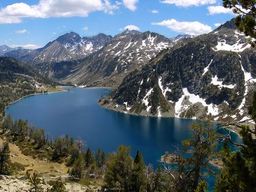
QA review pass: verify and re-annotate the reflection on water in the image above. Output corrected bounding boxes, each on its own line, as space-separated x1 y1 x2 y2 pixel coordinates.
6 87 241 167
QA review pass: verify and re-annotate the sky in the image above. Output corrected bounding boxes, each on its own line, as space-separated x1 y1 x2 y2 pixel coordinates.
0 0 234 49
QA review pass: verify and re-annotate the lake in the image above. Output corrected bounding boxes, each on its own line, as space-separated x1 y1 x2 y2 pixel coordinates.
6 87 241 189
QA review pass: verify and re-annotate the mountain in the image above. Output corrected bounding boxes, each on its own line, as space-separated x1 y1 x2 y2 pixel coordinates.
33 32 112 64
4 32 112 64
101 19 256 122
63 30 174 87
0 57 54 117
172 34 194 42
0 45 16 56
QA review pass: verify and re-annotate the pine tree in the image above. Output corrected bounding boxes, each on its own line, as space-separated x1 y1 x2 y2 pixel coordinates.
69 154 85 180
151 168 171 192
0 142 11 175
215 93 256 191
84 148 95 167
2 115 13 133
130 151 147 192
223 0 256 46
49 178 67 192
66 145 80 166
170 123 217 192
26 171 44 192
95 149 105 168
104 146 133 191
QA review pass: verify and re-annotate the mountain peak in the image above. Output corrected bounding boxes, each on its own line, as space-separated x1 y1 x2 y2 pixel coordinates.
119 29 141 36
214 18 237 32
0 45 16 56
0 45 10 49
56 32 81 44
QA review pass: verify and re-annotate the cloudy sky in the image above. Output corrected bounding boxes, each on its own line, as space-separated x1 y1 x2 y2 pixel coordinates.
0 0 234 49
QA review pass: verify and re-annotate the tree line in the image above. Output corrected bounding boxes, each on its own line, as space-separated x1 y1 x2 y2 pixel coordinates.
1 103 256 192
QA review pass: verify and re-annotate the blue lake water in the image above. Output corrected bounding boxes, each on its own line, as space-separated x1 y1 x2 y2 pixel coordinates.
6 87 241 189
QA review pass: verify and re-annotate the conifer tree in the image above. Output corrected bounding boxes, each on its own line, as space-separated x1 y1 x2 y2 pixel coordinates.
95 149 105 168
130 151 147 192
84 148 95 167
27 171 43 192
0 142 11 175
215 93 256 192
223 0 256 46
49 178 67 192
170 123 217 192
104 146 133 191
69 154 85 180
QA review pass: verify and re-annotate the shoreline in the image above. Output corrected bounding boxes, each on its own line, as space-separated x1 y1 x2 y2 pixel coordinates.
3 85 245 138
99 99 246 137
4 86 68 115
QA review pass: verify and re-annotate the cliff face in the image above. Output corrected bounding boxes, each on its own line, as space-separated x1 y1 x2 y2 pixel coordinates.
106 20 256 122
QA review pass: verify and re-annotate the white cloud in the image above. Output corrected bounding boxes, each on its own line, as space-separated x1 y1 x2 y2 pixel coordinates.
83 26 89 31
10 44 41 49
161 0 216 7
153 19 212 36
151 10 159 14
124 24 140 31
214 23 222 27
0 0 119 24
123 0 138 11
16 29 28 34
208 6 233 15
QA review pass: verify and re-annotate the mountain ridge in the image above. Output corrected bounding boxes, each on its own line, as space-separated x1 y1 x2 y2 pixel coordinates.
100 19 256 123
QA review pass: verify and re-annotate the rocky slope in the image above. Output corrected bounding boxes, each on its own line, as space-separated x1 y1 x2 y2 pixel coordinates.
5 32 112 64
0 45 16 56
63 30 174 87
33 32 112 64
0 57 54 118
102 20 256 122
3 33 112 80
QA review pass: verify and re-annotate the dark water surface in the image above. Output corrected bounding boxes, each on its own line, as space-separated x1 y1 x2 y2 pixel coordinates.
6 88 241 189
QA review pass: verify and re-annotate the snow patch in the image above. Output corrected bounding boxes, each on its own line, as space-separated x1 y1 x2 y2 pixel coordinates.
142 88 153 112
157 106 161 117
202 59 213 76
213 39 251 52
175 88 219 117
158 77 172 97
211 75 236 89
238 61 256 113
124 102 131 111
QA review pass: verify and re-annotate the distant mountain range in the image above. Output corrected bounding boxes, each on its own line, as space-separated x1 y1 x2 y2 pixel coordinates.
3 32 112 63
1 30 188 87
2 19 255 122
63 30 176 87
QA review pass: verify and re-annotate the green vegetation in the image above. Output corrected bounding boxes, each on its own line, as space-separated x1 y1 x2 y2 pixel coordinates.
223 0 256 46
0 142 11 175
48 178 67 192
26 171 44 192
215 93 256 192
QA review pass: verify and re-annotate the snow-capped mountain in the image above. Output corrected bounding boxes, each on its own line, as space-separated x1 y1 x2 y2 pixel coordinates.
172 34 194 42
0 45 16 56
33 32 112 64
4 32 112 64
64 30 174 87
102 19 256 122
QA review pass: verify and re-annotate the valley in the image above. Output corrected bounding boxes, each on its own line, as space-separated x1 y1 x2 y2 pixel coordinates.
2 19 255 125
0 9 255 191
